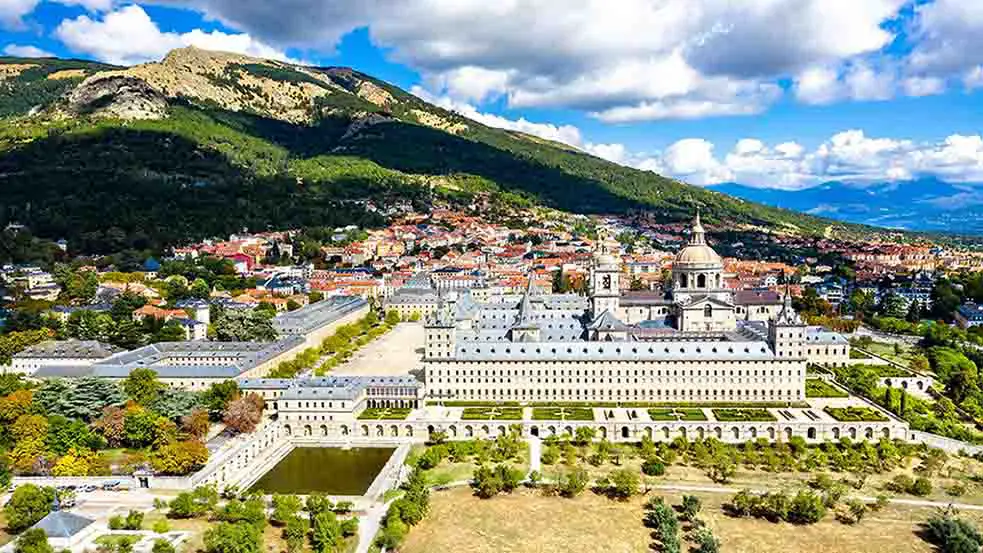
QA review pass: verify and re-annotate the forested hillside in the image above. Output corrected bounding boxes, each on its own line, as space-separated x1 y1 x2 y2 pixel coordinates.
0 48 862 256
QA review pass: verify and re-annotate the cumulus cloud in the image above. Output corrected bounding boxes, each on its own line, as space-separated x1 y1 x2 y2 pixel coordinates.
54 5 295 65
794 62 897 105
3 43 54 57
407 86 983 188
0 0 41 28
145 0 909 120
1 0 114 28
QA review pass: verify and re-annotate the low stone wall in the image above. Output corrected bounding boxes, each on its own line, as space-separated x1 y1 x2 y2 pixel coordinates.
910 430 983 455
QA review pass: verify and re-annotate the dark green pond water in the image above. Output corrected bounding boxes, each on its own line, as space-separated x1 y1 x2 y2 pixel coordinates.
250 447 394 495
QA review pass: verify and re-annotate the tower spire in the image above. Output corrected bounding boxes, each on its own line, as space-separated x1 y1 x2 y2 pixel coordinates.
689 208 706 246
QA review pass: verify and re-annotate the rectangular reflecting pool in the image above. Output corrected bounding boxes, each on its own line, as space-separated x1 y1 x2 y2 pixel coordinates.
250 447 395 495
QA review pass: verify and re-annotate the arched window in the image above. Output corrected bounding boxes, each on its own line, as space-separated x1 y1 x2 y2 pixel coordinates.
704 304 712 318
697 274 707 288
680 274 688 288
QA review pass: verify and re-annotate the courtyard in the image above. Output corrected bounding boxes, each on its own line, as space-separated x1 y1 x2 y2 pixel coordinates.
330 322 424 376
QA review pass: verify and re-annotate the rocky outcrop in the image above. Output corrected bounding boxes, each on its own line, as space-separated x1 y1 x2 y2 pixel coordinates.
65 75 168 120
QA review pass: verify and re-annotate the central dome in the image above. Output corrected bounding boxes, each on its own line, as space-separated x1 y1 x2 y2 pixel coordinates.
675 244 722 266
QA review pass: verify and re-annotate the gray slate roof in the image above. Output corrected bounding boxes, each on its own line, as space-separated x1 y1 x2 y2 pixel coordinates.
32 511 94 538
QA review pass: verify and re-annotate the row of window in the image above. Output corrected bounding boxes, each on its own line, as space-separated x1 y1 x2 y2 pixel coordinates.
434 387 801 399
434 368 803 377
431 377 798 385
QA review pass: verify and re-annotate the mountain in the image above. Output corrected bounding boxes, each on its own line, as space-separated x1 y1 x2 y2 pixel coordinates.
0 48 870 256
710 179 983 234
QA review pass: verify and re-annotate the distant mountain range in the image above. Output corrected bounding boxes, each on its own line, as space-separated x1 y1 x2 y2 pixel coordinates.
709 178 983 235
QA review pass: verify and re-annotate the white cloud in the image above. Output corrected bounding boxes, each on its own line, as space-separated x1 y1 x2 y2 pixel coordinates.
965 66 983 90
0 0 113 28
54 5 294 66
3 43 54 57
0 0 40 28
409 87 983 188
794 62 896 105
152 0 908 120
903 76 945 97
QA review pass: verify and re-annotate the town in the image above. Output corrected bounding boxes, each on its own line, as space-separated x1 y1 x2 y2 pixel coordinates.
4 201 983 553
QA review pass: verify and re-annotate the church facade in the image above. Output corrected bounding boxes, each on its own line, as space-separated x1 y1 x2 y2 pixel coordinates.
424 213 850 404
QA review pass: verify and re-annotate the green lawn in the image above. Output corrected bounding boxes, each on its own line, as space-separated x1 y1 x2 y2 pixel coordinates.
647 408 707 421
859 364 914 378
824 406 889 422
712 408 776 422
460 407 524 420
805 379 849 398
357 408 413 420
532 407 594 421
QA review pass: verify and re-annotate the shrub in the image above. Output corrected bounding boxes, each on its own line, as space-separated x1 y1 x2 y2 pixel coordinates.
109 515 126 530
152 520 170 534
911 477 933 496
641 458 666 476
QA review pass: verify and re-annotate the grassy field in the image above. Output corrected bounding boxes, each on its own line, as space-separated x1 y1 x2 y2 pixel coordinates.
400 487 983 553
862 341 920 368
805 379 849 398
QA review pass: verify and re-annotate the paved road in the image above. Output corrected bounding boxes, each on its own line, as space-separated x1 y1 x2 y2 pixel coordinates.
355 500 391 553
648 482 983 511
527 437 541 477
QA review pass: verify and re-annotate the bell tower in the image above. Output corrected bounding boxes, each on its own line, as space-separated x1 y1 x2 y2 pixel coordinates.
591 242 621 316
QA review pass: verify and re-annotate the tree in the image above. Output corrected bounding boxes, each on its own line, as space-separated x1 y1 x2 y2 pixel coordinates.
152 540 176 553
150 440 209 475
788 490 827 524
310 511 342 553
204 381 241 417
223 394 264 434
845 499 867 524
4 484 55 532
681 494 702 522
52 447 95 476
271 495 303 526
607 468 639 499
706 454 737 484
573 426 595 446
283 516 309 553
93 406 127 447
470 465 503 498
203 522 262 553
123 368 163 406
14 528 53 553
181 409 211 439
213 309 276 342
905 300 922 323
0 389 36 423
694 527 719 553
641 458 666 476
558 468 589 498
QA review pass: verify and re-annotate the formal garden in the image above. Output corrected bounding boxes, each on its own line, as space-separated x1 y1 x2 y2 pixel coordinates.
460 407 524 421
532 406 594 421
648 408 708 421
805 378 849 398
356 408 412 420
711 408 777 422
824 406 891 422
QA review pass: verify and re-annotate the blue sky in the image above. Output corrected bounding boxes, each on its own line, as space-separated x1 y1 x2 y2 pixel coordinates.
2 0 983 190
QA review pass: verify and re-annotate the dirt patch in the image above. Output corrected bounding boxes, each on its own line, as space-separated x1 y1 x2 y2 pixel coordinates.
0 63 37 80
401 487 983 553
47 69 87 80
